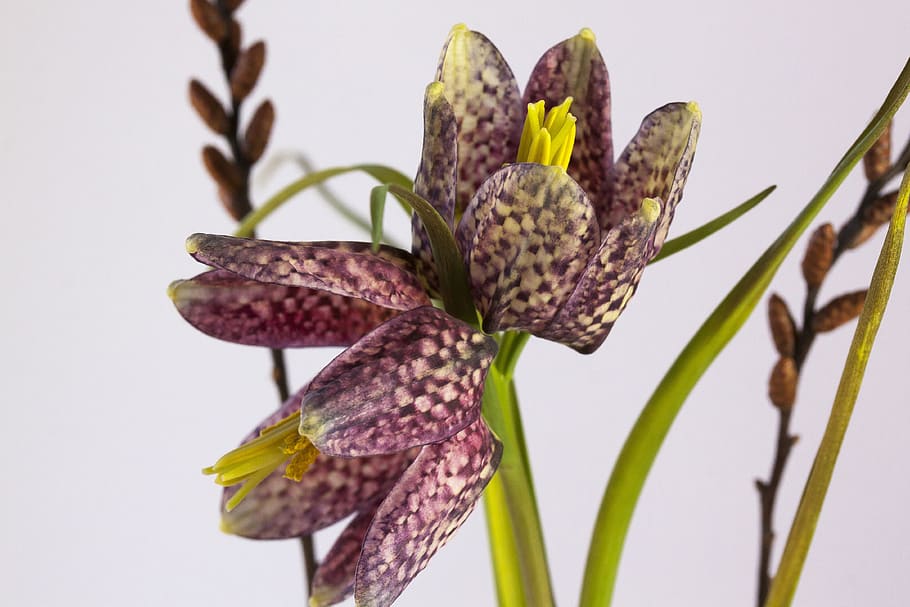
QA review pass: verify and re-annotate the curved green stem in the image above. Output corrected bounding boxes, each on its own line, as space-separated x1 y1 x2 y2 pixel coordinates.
482 336 554 607
579 58 910 607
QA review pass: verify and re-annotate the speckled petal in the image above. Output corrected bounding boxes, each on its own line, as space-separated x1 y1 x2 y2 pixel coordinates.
607 102 701 237
456 163 600 334
435 25 523 214
524 29 614 231
539 201 661 354
186 234 431 311
170 270 398 348
221 387 416 539
310 508 376 607
300 306 497 457
412 82 458 291
354 419 502 607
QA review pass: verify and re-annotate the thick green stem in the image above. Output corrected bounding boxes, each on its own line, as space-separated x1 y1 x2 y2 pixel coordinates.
482 335 554 607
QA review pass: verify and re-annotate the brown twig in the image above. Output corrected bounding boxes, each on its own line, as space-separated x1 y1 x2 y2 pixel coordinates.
188 0 318 593
755 124 909 607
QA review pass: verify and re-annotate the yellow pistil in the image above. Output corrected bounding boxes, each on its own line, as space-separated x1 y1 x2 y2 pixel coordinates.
516 97 577 171
202 410 320 511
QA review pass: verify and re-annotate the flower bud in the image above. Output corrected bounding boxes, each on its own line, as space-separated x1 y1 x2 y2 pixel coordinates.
244 99 275 163
768 293 797 357
813 290 866 333
189 79 230 135
190 0 227 42
801 223 835 289
768 357 797 410
231 41 266 101
863 120 891 181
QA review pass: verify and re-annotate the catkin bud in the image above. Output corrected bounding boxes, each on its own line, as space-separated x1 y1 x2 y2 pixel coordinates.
847 191 900 248
813 290 866 333
243 100 275 163
231 41 266 101
768 293 797 357
801 223 835 289
228 19 242 57
189 80 230 135
190 0 227 42
769 357 797 410
202 145 243 192
217 186 252 222
863 120 891 181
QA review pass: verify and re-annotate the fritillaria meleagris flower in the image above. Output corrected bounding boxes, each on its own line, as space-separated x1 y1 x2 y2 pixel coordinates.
170 23 701 607
413 25 701 353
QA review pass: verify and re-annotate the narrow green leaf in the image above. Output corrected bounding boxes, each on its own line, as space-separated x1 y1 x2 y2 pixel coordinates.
579 57 910 607
387 184 476 325
369 184 389 252
764 165 909 607
650 185 777 264
233 164 413 238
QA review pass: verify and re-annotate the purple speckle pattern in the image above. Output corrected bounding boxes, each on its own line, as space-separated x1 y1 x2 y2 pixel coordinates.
524 31 615 233
354 419 502 607
412 83 458 294
539 207 659 354
221 388 417 539
171 270 398 348
310 507 376 607
435 27 523 215
300 306 497 457
457 163 600 334
607 102 700 235
186 234 431 311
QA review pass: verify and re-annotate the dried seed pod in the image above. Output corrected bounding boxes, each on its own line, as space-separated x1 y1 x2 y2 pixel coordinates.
768 293 797 357
863 120 891 181
190 0 227 42
230 41 266 101
189 80 230 135
801 223 835 289
202 145 243 192
217 186 252 222
243 100 275 163
768 357 797 410
813 290 866 333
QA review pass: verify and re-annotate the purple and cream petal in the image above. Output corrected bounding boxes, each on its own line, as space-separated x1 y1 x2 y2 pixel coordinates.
353 419 502 607
186 234 431 311
456 163 600 334
169 270 398 348
411 81 459 292
300 306 497 457
524 29 614 231
309 508 376 607
435 24 524 214
539 199 662 354
220 386 417 539
608 102 701 238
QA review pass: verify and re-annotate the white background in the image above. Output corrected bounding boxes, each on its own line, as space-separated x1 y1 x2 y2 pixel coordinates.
2 1 908 605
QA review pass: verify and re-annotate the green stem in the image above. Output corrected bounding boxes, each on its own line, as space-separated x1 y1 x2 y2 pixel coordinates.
764 165 909 607
482 338 554 607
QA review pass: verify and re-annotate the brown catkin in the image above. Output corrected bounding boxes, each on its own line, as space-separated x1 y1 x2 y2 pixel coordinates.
189 80 230 135
768 293 797 357
801 223 835 289
813 290 867 333
202 145 243 192
243 100 275 163
230 41 266 101
863 120 891 181
190 0 227 42
768 357 798 410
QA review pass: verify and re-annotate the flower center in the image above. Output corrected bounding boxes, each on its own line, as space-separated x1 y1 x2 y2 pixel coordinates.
516 97 577 170
203 411 320 512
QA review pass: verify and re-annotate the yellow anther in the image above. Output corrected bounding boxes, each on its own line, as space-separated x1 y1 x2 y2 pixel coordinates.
203 410 321 511
516 97 577 171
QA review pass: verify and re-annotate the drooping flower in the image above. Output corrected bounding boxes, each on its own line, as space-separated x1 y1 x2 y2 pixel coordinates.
412 25 701 353
170 24 701 607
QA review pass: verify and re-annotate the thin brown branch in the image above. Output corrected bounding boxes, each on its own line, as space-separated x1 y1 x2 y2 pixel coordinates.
191 0 318 593
755 127 909 607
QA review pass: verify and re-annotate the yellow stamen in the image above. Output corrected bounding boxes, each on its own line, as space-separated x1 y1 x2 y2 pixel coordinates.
516 97 577 171
203 410 320 512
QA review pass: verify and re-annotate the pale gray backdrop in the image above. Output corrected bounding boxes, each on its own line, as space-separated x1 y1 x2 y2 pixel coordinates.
1 0 908 605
